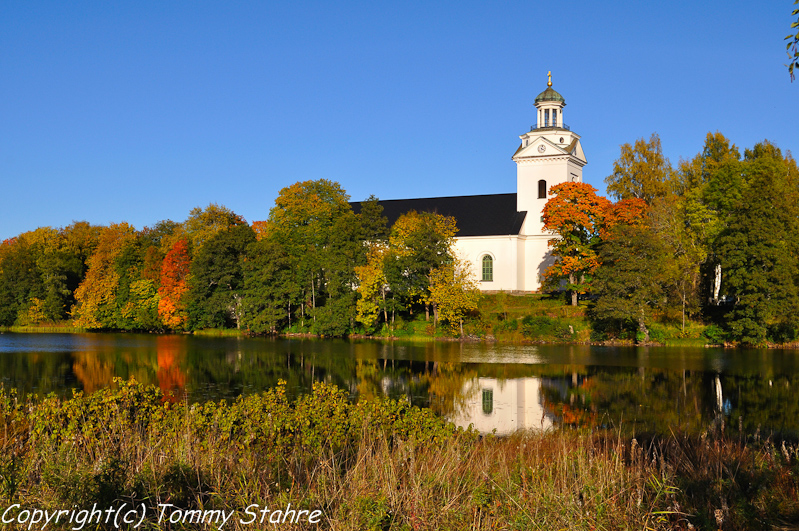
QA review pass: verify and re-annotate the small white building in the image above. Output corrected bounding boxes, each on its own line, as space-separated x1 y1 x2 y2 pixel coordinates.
355 75 586 292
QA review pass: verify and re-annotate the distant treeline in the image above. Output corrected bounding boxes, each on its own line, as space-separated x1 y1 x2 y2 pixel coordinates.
0 179 478 337
1 133 797 346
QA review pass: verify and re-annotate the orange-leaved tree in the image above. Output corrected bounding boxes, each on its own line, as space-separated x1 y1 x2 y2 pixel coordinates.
158 238 191 329
542 182 610 306
599 197 649 239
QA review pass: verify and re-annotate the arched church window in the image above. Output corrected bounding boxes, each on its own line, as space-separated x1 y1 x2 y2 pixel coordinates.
481 255 493 282
538 179 547 199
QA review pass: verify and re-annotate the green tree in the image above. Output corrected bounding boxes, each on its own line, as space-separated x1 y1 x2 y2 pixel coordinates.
241 238 294 333
0 236 41 325
676 132 740 193
384 210 457 319
264 179 355 330
357 195 389 242
717 142 799 345
187 224 256 330
650 195 705 332
591 224 667 343
605 133 673 203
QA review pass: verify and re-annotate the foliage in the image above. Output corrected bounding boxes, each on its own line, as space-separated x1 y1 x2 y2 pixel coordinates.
181 203 247 252
240 238 295 333
355 243 390 332
261 179 359 334
542 182 609 305
788 0 799 81
384 210 457 314
520 315 571 340
605 133 673 203
591 224 668 342
2 379 798 530
72 223 138 329
158 238 191 330
187 224 256 330
428 258 481 336
716 142 799 345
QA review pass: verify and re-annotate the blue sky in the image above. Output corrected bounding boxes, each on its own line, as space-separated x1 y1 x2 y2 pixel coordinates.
1 1 797 240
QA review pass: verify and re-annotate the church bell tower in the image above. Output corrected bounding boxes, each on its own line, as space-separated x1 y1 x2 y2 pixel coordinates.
512 72 587 235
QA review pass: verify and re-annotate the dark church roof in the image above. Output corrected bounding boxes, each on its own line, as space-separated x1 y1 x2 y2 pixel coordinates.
351 193 526 237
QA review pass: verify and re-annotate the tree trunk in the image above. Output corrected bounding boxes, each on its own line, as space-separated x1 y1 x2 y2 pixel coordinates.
382 289 388 325
712 263 722 305
638 307 649 343
310 276 316 322
681 288 686 333
569 273 578 306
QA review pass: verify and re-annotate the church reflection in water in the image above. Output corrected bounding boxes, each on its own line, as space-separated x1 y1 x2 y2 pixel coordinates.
447 377 553 434
4 334 799 438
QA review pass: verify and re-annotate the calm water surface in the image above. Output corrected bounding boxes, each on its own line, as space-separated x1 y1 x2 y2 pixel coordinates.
1 332 798 437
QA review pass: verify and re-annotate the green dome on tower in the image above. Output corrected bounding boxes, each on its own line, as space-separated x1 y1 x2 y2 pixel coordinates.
534 86 565 104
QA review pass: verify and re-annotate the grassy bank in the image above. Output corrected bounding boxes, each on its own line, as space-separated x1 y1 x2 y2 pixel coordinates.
1 380 797 530
0 324 87 334
0 295 716 346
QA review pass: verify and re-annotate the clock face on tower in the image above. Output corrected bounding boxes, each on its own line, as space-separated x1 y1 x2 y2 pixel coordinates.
537 144 546 153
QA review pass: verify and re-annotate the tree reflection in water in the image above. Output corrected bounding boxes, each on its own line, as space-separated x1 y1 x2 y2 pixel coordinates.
1 334 799 439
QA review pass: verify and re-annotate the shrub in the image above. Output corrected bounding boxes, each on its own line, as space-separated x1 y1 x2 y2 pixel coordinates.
703 324 727 345
521 315 569 339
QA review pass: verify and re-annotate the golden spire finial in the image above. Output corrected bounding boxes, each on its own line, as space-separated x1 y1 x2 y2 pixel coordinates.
547 71 552 87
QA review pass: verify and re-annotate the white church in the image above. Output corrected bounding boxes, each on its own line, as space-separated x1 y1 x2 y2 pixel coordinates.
356 74 586 292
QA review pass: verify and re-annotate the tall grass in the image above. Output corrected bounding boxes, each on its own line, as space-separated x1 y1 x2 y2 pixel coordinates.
1 381 796 530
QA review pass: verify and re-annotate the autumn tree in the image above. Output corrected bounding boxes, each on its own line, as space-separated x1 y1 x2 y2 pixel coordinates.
355 243 391 332
182 203 247 252
605 133 673 203
428 258 481 337
542 182 610 306
72 223 138 329
158 238 191 330
383 210 457 319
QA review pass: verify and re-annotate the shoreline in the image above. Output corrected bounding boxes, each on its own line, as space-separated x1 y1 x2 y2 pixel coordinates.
4 324 793 349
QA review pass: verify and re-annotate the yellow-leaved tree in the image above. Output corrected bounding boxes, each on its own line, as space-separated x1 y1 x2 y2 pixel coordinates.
354 242 389 332
428 258 480 337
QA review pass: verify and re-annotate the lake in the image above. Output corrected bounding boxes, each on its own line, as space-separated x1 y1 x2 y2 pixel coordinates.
1 332 798 437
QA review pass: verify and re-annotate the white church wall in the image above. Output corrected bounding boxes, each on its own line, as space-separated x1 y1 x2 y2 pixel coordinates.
454 235 519 291
521 236 555 292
